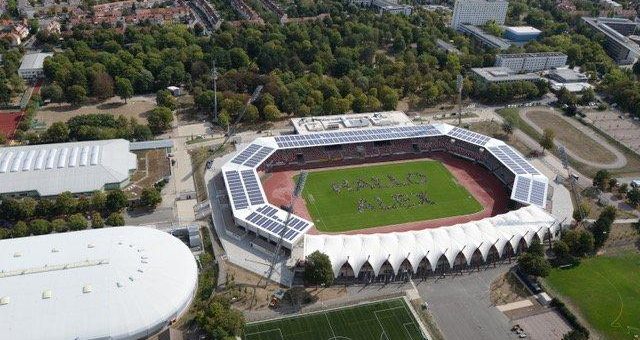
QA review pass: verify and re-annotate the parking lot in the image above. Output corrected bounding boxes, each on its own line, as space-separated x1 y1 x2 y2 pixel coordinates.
584 109 640 154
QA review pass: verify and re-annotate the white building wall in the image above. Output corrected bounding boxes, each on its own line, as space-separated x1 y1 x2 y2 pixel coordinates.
451 0 508 30
495 53 568 72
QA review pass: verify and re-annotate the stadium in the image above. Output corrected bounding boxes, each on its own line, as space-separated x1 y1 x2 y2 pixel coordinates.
220 111 559 283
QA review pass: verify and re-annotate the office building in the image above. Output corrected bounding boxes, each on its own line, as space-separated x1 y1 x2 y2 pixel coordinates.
471 67 541 84
451 0 508 30
504 26 541 42
18 53 53 80
582 17 640 64
495 52 568 72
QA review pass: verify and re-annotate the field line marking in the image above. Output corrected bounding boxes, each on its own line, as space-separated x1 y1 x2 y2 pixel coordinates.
325 311 337 338
245 328 284 340
374 307 405 340
403 322 417 340
593 270 624 329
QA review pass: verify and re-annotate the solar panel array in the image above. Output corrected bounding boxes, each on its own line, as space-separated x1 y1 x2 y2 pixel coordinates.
274 125 441 148
245 205 311 241
231 144 261 165
513 176 532 202
244 147 274 167
447 127 491 146
487 145 539 176
241 170 265 205
529 180 547 206
224 171 249 210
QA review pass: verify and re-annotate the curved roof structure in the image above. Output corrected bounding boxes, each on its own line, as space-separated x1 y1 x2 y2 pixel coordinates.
221 116 549 248
304 205 557 277
0 227 198 340
0 139 137 196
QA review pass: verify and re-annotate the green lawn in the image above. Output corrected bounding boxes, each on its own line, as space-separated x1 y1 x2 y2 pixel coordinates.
300 160 482 232
244 298 427 340
545 252 640 340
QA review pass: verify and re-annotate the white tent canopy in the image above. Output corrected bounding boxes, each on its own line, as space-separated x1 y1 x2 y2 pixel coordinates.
304 205 557 278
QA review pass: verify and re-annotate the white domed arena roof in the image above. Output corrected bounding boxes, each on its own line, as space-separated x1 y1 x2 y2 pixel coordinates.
0 227 198 340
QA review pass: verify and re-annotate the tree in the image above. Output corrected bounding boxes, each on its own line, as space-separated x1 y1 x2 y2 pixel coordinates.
0 81 11 105
627 188 640 207
29 219 51 235
140 187 162 209
41 83 64 103
608 178 618 191
68 85 88 105
552 240 571 263
92 191 107 211
633 61 640 77
68 213 89 231
527 239 545 257
51 218 68 232
91 212 104 228
43 122 70 143
91 72 114 99
105 212 125 226
263 104 281 122
106 189 128 212
115 77 134 103
379 86 398 110
619 183 629 195
593 170 610 190
517 252 551 277
147 107 174 134
539 128 555 153
304 251 334 287
12 221 29 237
156 89 176 110
562 230 594 257
55 191 77 215
195 296 245 338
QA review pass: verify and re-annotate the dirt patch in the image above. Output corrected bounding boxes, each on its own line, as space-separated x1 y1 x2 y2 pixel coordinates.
35 95 156 127
491 272 531 306
525 110 617 164
124 149 171 198
260 153 510 235
224 263 347 312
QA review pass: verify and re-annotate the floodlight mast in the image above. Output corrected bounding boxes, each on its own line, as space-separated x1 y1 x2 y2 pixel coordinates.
264 171 308 284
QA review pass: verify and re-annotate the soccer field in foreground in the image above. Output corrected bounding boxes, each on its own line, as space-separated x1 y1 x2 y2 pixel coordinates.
300 160 482 232
244 298 426 340
545 252 640 340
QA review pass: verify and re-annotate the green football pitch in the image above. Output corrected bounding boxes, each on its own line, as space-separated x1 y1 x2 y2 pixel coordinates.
300 160 482 232
244 298 427 340
545 252 640 340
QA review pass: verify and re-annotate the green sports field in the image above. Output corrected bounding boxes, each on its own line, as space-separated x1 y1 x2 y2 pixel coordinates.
300 160 482 232
545 252 640 340
244 298 427 340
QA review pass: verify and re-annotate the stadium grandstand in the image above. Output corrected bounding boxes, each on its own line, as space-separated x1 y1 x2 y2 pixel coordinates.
0 139 137 197
0 227 198 340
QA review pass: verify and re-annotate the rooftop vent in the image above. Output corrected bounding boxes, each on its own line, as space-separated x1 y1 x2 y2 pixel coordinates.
116 282 123 288
42 290 52 299
87 244 94 248
137 269 144 273
13 252 22 258
51 248 59 253
0 296 9 305
129 276 134 282
82 285 92 294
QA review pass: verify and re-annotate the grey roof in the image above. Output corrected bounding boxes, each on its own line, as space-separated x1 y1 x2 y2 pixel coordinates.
129 139 174 151
18 53 54 71
582 17 640 55
460 25 511 49
471 67 541 82
496 52 567 59
0 139 137 196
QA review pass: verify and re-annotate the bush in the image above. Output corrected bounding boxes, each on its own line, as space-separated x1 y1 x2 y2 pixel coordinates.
105 212 125 226
551 298 590 338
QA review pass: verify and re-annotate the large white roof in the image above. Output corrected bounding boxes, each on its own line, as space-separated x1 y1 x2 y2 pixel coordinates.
0 139 137 196
0 227 198 340
304 205 557 277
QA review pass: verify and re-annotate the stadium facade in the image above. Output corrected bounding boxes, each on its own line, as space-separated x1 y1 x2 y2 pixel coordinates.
221 112 552 270
0 227 198 340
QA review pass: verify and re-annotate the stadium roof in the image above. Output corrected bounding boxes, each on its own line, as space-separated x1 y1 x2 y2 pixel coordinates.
0 227 198 340
0 139 137 196
221 119 549 248
304 205 557 277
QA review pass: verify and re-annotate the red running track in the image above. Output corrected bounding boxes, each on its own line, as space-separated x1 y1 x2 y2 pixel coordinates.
259 153 510 235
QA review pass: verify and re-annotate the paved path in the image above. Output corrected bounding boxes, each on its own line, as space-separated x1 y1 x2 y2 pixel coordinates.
519 108 627 169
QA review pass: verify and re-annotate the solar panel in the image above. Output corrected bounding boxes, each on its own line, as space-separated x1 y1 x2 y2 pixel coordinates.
231 144 261 164
243 147 274 167
513 176 532 202
487 145 538 176
529 180 547 207
448 127 491 146
245 205 311 241
241 170 265 205
224 171 249 210
273 125 441 148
